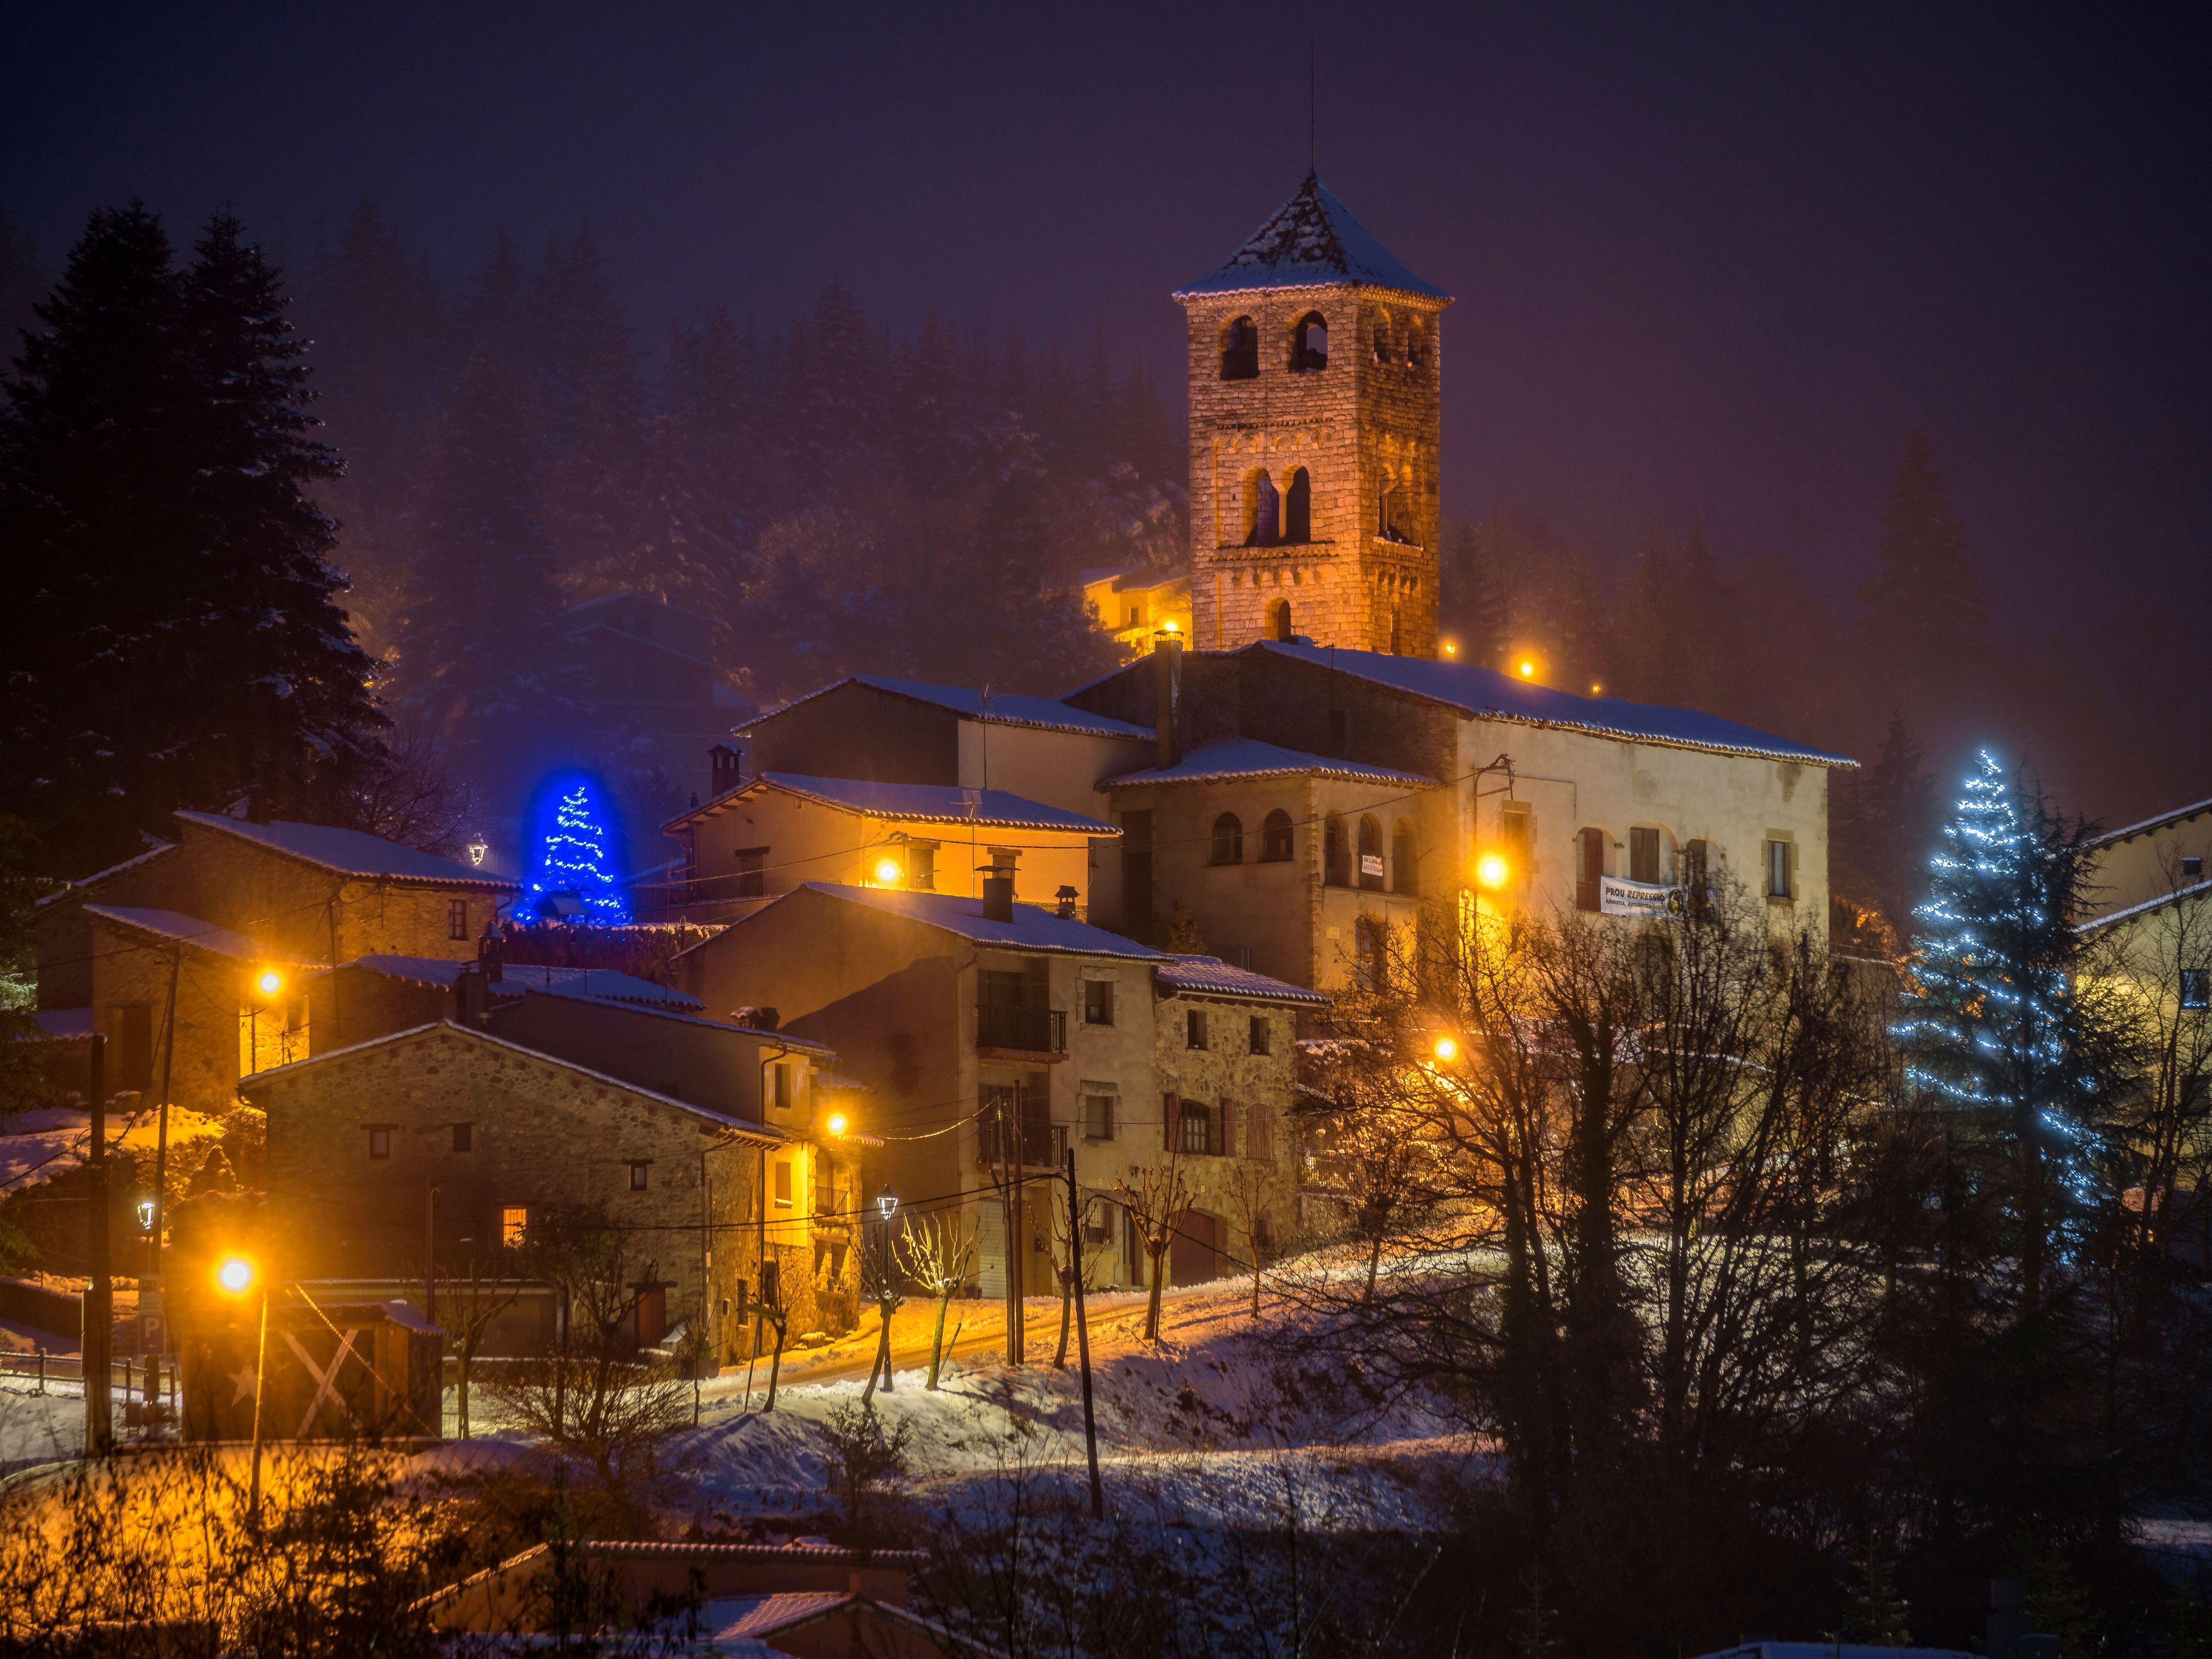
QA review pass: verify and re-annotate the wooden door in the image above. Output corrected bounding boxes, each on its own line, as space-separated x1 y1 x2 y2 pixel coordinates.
1169 1210 1219 1287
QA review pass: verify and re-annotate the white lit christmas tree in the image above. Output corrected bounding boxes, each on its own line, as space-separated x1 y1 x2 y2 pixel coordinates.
1897 748 2101 1219
525 779 629 924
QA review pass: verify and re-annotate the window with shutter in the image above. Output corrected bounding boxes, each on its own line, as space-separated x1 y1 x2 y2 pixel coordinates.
1162 1093 1180 1153
1576 828 1606 912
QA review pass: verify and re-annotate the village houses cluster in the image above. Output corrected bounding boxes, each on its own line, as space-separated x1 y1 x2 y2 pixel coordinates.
37 171 2049 1380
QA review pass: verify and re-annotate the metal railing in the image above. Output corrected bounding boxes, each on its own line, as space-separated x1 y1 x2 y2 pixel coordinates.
977 1005 1066 1054
0 1348 180 1430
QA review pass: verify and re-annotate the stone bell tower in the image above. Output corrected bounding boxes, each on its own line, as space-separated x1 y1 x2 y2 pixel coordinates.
1174 174 1451 658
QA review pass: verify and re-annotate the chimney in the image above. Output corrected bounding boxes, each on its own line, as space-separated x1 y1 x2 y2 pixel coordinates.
453 962 489 1025
477 923 504 984
982 871 1015 924
1055 884 1079 920
1153 632 1183 772
709 742 743 799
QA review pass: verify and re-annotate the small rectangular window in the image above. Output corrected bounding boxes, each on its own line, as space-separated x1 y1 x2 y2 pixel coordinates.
502 1206 529 1247
1246 1101 1275 1163
367 1127 391 1159
2187 856 2206 881
773 1161 794 1207
452 1123 473 1154
1186 1008 1208 1050
1683 839 1710 891
447 898 468 941
1765 839 1792 900
909 841 938 891
1084 1093 1116 1140
1576 828 1605 913
735 846 769 899
1084 979 1115 1025
1249 1015 1270 1056
772 1064 792 1111
1179 1100 1213 1156
629 1161 650 1191
2183 969 2211 1011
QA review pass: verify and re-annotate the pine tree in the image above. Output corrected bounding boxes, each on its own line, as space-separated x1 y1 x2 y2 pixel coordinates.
1898 750 2111 1313
1860 429 1986 677
533 229 646 579
525 778 628 923
396 346 569 769
179 212 386 818
0 207 43 345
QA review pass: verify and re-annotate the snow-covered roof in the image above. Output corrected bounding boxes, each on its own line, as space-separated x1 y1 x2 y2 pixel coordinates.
340 953 703 1011
1251 642 1856 767
740 675 1154 742
174 812 520 890
34 839 178 908
566 620 716 671
2085 792 2212 849
2075 876 2212 935
756 774 1117 834
1175 174 1449 301
1157 954 1330 1007
560 589 717 628
763 883 1168 960
81 905 309 965
235 1020 787 1138
500 986 835 1053
1099 737 1436 791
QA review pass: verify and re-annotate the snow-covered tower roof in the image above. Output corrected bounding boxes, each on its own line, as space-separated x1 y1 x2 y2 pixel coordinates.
1173 173 1449 301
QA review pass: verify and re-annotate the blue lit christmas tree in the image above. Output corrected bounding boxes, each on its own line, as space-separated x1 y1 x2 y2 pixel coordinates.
525 778 629 924
1897 749 2107 1300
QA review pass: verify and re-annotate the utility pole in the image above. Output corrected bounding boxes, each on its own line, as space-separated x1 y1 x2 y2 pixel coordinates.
84 1033 113 1456
1066 1146 1102 1518
1001 1082 1024 1365
142 948 181 1366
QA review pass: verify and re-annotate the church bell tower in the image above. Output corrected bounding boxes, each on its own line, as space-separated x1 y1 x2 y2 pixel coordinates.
1175 175 1451 658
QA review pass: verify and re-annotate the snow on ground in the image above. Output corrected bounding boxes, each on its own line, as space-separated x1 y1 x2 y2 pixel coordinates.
0 1102 224 1194
664 1275 1484 1533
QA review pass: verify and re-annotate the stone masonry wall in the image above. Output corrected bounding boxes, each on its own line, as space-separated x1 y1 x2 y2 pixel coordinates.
1180 284 1447 657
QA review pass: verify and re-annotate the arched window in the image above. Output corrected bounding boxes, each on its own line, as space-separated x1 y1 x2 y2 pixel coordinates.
1378 479 1407 542
1283 468 1311 543
1324 815 1350 887
1220 316 1259 380
1272 599 1293 642
1210 813 1244 865
1371 311 1393 365
1391 820 1418 895
1244 472 1280 546
1292 312 1328 371
1406 324 1426 369
1260 809 1294 862
1357 815 1385 891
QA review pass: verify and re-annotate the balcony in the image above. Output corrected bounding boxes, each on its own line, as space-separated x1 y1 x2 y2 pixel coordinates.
976 1004 1067 1058
975 1112 1067 1172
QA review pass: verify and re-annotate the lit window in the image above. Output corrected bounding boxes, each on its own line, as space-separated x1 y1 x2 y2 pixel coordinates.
2183 969 2210 1011
774 1161 794 1208
502 1207 529 1247
452 1123 473 1154
629 1161 649 1192
367 1127 391 1159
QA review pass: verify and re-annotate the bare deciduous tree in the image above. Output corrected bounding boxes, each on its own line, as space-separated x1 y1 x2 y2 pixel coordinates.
896 1210 976 1390
1113 1154 1190 1343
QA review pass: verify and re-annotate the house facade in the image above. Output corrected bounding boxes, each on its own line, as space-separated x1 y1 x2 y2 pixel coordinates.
673 882 1318 1299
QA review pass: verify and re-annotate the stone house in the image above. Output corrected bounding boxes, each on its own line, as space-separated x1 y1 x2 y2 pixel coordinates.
673 880 1320 1298
36 808 517 1111
1070 637 1852 988
1080 567 1193 658
2079 793 2212 924
658 768 1118 927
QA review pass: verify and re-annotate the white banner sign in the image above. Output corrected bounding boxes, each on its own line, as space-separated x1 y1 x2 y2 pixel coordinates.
1599 875 1681 917
1359 853 1385 878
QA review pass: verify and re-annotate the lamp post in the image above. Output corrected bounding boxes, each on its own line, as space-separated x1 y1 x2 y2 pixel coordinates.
217 1255 270 1529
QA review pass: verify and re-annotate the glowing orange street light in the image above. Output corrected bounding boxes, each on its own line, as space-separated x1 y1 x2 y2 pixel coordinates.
825 1112 849 1136
255 969 283 998
217 1256 255 1294
872 857 903 887
1442 640 1459 657
1516 659 1536 679
1433 1036 1459 1063
1589 682 1604 696
1475 851 1512 890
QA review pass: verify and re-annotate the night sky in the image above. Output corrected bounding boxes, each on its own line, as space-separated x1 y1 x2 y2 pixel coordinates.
7 2 2207 645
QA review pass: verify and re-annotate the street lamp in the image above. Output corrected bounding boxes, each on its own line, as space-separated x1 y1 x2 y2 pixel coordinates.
255 969 283 998
872 856 903 887
1475 851 1512 890
825 1112 849 1136
216 1255 270 1528
136 1197 156 1232
1432 1036 1459 1063
876 1186 899 1223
